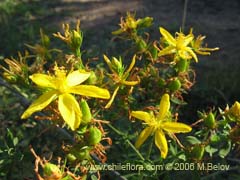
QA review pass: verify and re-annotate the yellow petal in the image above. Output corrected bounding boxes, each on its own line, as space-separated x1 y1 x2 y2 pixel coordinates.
30 74 56 88
121 80 139 86
103 54 114 73
158 46 176 56
21 90 57 119
157 94 170 120
155 130 168 159
58 94 82 130
194 49 211 55
178 49 192 60
183 34 194 46
131 111 152 123
162 122 192 133
125 54 136 75
66 70 90 87
159 27 176 46
105 86 120 109
135 127 153 149
185 47 198 62
69 85 110 99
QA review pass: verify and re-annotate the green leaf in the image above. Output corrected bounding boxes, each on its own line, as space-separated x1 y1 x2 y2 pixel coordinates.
170 96 187 105
205 145 218 157
219 141 231 158
185 136 201 145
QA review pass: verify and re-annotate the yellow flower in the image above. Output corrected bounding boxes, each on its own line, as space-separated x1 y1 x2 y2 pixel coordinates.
21 66 110 131
191 35 219 55
131 94 192 158
158 27 198 62
103 55 139 108
229 101 240 119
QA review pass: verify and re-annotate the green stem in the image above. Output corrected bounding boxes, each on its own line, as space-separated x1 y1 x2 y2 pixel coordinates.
74 49 84 69
146 137 154 160
106 123 145 161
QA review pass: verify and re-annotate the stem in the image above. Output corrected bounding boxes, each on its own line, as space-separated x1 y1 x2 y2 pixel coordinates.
126 139 145 161
106 123 145 161
74 49 84 69
182 0 189 32
146 137 154 160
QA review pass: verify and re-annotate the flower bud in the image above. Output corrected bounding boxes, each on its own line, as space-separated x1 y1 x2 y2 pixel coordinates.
168 78 181 91
136 38 147 51
86 71 97 85
112 57 122 71
87 126 102 145
204 112 216 129
229 101 240 119
126 16 137 29
80 99 92 125
137 17 153 28
71 30 83 50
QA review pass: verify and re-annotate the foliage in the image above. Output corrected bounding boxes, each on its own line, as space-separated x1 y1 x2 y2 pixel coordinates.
0 12 240 180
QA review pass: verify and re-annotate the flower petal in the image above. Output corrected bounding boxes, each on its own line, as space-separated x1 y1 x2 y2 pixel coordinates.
131 111 152 123
69 85 110 99
159 27 176 46
66 70 90 87
125 54 136 75
178 49 192 60
105 86 120 109
30 74 56 88
183 34 194 46
158 46 176 56
103 54 115 73
121 80 139 86
162 122 192 133
185 47 198 62
157 94 170 120
58 94 82 130
155 130 168 159
21 90 57 119
135 127 153 149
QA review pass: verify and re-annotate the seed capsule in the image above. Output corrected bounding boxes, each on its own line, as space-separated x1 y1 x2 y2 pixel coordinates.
66 153 77 162
80 99 92 125
168 79 181 92
176 59 188 72
43 163 62 178
204 112 216 129
87 126 102 145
